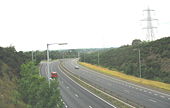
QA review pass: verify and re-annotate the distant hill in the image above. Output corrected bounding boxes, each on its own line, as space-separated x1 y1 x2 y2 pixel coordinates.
80 37 170 83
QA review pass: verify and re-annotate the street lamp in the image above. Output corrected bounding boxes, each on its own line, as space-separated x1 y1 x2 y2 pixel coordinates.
47 43 67 88
134 48 141 78
97 51 100 65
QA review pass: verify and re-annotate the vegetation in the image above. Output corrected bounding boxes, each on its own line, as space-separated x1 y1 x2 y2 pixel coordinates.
18 62 63 108
0 46 63 108
80 62 170 91
79 37 170 84
0 46 30 108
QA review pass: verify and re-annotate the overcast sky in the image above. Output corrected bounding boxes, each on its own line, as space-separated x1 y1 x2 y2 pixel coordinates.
0 0 170 51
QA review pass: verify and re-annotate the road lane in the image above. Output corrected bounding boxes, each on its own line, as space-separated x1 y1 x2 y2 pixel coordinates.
62 58 170 108
40 61 116 108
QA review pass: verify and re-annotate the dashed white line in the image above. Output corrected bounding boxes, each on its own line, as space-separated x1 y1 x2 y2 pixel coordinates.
148 99 157 103
149 92 152 94
89 106 93 108
168 98 170 100
124 90 130 93
75 94 79 98
66 86 69 89
154 93 158 96
160 95 165 98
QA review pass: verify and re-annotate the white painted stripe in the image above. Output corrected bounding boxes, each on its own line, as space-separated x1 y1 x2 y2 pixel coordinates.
89 106 93 108
154 94 158 96
160 95 165 98
124 90 130 93
66 86 69 89
144 90 147 92
58 65 118 108
149 92 152 94
75 94 79 98
77 61 170 97
168 98 170 100
148 99 157 103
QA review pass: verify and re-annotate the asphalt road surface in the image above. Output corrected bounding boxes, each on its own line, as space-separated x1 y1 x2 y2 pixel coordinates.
40 61 116 108
61 58 170 108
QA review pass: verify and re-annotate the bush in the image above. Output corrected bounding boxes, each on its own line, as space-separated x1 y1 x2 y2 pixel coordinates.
18 62 63 108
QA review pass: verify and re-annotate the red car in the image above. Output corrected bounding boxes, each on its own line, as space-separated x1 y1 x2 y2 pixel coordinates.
51 72 58 79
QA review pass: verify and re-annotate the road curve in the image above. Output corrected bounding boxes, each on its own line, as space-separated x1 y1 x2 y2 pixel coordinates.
40 61 116 108
62 58 170 108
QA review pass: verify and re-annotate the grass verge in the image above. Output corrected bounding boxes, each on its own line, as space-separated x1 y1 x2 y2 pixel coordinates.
79 62 170 91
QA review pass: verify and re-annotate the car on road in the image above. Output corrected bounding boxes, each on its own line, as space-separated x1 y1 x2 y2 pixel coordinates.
51 72 58 79
74 66 79 69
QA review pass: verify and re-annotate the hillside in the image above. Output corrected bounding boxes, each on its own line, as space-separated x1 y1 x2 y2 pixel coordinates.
0 46 63 108
0 47 29 107
80 37 170 83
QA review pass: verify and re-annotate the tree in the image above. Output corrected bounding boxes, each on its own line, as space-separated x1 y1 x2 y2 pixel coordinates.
19 62 63 108
132 39 142 46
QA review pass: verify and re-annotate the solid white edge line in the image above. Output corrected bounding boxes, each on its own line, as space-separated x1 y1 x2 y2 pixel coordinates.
74 60 170 97
58 65 117 108
62 61 135 108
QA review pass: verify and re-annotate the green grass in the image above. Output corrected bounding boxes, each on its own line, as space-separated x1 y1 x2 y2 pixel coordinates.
79 62 170 91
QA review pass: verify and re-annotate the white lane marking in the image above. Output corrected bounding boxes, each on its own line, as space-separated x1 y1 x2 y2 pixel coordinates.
75 94 79 98
89 106 93 108
144 90 147 92
66 86 69 89
168 98 170 100
76 61 170 97
154 94 158 96
58 65 119 108
149 92 152 94
148 99 157 103
63 102 68 108
124 90 130 93
160 95 165 98
139 89 142 91
135 88 138 90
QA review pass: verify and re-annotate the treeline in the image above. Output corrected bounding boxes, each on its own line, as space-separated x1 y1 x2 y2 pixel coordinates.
29 48 109 64
80 37 170 83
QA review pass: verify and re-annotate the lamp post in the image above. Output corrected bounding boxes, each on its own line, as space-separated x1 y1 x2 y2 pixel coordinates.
47 43 67 88
97 51 100 65
134 49 141 78
138 49 141 78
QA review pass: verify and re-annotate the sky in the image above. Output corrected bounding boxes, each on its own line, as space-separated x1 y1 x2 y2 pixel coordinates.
0 0 170 51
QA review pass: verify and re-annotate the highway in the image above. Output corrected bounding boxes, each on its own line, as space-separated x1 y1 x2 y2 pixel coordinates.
61 58 170 108
40 61 116 108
